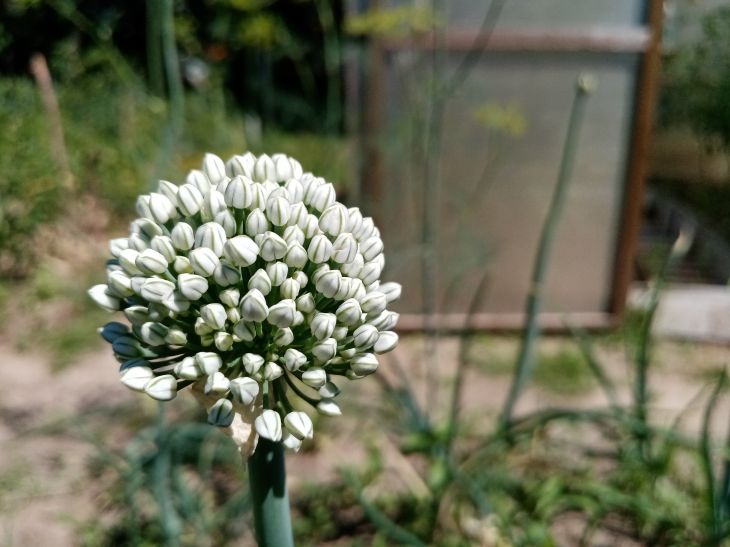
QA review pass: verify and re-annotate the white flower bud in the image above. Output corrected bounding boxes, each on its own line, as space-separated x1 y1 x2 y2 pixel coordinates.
174 356 200 380
150 236 176 263
189 247 220 277
165 328 187 345
360 291 387 314
266 195 291 226
195 316 214 335
283 432 302 452
221 235 258 267
164 291 190 313
331 233 358 264
227 152 256 178
201 303 227 330
308 234 332 264
316 270 342 299
118 249 143 275
239 288 268 322
317 399 342 416
195 222 227 257
334 277 351 301
219 288 241 308
368 310 399 331
359 261 382 286
347 278 366 300
351 353 379 376
243 353 265 375
136 249 169 275
319 203 348 236
354 324 379 349
283 348 307 371
214 263 240 287
360 236 384 262
230 377 260 405
379 282 402 303
274 327 294 346
177 273 208 300
233 320 256 342
266 261 288 287
140 278 175 304
136 194 152 219
215 209 237 237
279 278 300 300
129 276 146 295
289 202 308 227
248 269 272 295
208 398 234 427
253 154 276 182
332 326 348 340
227 306 241 324
120 364 154 392
295 292 315 313
107 270 134 297
283 242 308 269
310 312 336 340
292 270 308 288
302 367 326 388
205 371 230 395
186 169 211 193
310 183 336 212
140 322 169 346
312 338 337 362
157 179 178 202
285 179 304 203
144 375 178 401
109 237 130 258
148 302 171 320
347 207 363 233
149 192 176 224
195 352 222 374
124 305 150 326
361 217 377 240
335 298 362 326
245 208 270 237
271 155 291 182
259 232 288 262
169 223 192 252
200 190 226 222
202 153 227 183
284 411 314 440
134 217 164 239
301 214 320 239
264 361 284 381
373 331 397 354
255 409 282 441
267 299 296 328
177 184 204 216
214 331 234 351
224 175 254 209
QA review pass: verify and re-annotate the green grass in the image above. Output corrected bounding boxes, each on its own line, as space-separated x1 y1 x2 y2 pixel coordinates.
533 347 596 396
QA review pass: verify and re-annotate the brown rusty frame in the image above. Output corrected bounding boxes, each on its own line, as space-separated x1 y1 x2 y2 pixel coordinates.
354 0 663 331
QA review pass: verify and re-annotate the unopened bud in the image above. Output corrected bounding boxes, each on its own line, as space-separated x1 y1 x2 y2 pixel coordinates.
255 409 282 441
144 375 178 401
240 289 269 322
207 398 234 427
230 377 260 405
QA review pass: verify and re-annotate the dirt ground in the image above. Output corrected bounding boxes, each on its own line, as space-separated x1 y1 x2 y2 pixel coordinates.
1 334 728 546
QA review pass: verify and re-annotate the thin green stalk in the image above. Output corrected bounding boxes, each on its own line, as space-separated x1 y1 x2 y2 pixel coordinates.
313 0 342 133
700 369 727 542
146 0 165 96
153 402 182 546
247 439 294 547
499 75 596 431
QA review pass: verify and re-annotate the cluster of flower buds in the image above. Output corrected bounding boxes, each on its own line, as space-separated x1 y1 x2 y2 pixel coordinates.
89 152 401 451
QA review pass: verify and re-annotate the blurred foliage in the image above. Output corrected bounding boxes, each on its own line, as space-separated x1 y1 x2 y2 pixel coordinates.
0 0 344 131
473 103 527 137
660 5 730 147
345 5 440 37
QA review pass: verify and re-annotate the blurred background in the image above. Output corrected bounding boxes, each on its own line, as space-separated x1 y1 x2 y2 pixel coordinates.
3 0 730 545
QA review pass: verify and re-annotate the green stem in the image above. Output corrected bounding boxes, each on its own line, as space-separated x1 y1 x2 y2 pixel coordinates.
247 439 294 547
499 75 595 432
